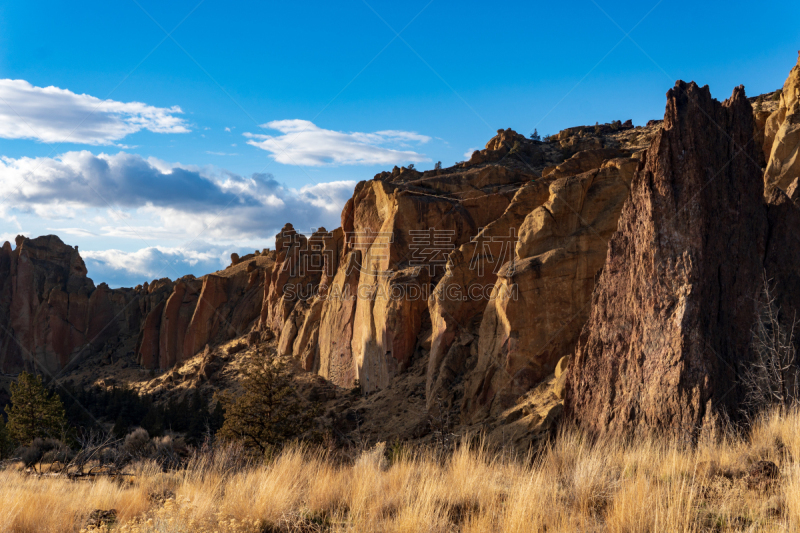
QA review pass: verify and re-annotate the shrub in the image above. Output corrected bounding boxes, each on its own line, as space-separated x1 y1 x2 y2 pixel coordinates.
122 427 153 458
15 438 70 469
741 273 799 415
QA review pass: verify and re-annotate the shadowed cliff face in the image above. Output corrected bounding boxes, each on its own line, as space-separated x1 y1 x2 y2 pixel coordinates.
0 235 104 374
0 234 275 377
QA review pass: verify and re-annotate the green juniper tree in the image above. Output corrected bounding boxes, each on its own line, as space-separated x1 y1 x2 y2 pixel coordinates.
6 372 68 445
216 347 316 456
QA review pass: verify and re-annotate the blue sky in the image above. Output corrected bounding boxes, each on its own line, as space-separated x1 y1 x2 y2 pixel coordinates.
0 0 798 287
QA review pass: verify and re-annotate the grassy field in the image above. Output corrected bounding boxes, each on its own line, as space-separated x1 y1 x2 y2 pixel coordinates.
1 409 799 532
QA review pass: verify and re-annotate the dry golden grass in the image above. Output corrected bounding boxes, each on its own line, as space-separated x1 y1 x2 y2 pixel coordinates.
2 408 800 532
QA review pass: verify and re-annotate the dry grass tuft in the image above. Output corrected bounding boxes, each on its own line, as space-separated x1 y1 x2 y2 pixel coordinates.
2 408 800 532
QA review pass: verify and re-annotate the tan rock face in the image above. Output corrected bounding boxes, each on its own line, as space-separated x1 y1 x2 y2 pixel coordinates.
765 103 800 191
183 275 228 360
158 280 197 369
566 82 768 437
463 128 541 167
462 156 636 422
318 251 362 387
426 180 552 407
264 224 325 338
542 148 627 180
764 52 800 189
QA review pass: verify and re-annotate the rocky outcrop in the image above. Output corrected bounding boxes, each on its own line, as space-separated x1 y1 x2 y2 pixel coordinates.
0 235 150 374
566 82 767 437
183 275 228 360
764 52 800 191
462 155 637 422
10 52 800 447
542 148 627 179
346 175 518 392
426 180 553 408
137 255 274 370
157 279 200 368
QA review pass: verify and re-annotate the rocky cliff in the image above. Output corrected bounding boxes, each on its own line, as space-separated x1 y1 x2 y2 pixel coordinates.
0 235 135 375
4 52 800 443
764 52 800 192
566 82 768 437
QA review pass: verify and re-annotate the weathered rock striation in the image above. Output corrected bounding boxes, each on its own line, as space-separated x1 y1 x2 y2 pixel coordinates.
566 82 769 437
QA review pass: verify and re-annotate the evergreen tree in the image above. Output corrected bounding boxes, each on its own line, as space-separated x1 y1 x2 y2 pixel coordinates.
6 372 68 445
186 389 211 445
140 404 165 437
530 129 541 141
210 401 225 434
0 417 13 459
216 347 316 456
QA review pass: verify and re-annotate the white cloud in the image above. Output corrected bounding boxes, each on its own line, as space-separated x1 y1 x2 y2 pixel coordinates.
81 244 235 288
464 147 479 159
0 79 189 145
0 232 23 246
244 119 431 166
50 227 99 237
0 150 356 243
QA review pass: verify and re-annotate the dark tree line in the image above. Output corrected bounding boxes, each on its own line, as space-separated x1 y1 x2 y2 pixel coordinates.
55 383 224 445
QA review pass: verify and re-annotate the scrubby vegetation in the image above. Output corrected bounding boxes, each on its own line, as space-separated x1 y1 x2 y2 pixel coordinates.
0 410 798 532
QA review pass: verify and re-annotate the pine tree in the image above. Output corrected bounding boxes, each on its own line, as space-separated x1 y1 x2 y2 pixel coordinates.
6 372 68 445
530 129 541 141
216 347 316 456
